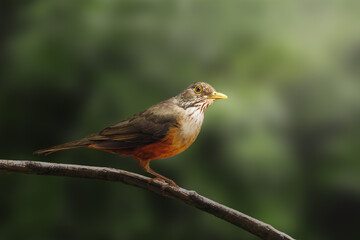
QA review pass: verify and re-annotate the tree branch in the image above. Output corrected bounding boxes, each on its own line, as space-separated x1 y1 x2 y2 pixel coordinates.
0 159 294 240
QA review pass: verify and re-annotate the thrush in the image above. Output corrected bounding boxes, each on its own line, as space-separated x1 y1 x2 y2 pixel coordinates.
35 82 227 187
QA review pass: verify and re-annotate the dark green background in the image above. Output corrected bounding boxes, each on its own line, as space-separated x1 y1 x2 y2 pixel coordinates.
1 0 360 239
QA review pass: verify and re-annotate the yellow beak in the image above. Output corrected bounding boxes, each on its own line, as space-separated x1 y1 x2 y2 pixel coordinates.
208 92 228 100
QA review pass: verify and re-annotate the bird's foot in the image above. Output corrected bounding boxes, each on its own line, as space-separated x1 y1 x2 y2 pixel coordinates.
148 177 165 184
148 177 179 190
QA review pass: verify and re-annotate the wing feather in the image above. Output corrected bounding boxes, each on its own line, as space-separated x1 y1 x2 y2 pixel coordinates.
87 102 179 150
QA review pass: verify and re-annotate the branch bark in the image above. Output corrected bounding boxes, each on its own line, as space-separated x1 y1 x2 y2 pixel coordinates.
0 159 294 240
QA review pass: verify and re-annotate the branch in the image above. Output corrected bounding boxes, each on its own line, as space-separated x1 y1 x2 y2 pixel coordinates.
0 159 294 240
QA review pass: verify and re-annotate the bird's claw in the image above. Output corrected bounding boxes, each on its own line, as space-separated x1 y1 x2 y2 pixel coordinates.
148 177 179 190
148 177 165 184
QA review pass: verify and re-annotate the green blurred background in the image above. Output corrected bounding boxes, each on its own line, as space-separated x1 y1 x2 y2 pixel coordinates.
1 0 360 239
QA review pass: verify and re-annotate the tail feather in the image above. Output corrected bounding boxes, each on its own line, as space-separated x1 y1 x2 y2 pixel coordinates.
34 138 90 155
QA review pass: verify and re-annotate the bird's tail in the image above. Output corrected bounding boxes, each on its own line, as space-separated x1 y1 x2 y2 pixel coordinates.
34 138 90 155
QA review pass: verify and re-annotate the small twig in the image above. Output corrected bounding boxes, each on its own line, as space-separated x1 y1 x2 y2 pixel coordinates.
0 159 294 240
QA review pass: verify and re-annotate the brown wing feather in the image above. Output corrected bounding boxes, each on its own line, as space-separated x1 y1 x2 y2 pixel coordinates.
34 100 180 155
86 101 179 150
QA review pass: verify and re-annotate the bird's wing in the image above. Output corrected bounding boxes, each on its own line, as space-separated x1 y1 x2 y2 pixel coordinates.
87 103 179 149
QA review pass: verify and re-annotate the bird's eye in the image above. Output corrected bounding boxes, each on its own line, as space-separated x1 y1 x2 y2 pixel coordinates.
194 85 202 94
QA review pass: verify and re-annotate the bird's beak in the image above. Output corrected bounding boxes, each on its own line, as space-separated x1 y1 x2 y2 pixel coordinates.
208 92 228 100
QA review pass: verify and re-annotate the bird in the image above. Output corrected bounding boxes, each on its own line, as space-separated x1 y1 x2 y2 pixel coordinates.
34 82 227 187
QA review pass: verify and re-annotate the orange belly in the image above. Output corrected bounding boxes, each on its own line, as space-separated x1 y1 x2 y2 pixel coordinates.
130 127 198 161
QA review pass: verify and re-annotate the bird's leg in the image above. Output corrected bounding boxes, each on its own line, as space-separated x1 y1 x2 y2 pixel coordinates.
139 159 179 188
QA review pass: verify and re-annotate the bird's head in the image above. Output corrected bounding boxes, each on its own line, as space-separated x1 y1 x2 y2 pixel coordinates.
176 82 227 111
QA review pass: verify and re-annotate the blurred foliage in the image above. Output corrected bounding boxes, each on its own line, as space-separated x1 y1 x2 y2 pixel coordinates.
1 0 360 239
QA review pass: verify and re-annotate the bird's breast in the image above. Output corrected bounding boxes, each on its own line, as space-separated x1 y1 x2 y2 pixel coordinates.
130 107 204 161
178 106 204 142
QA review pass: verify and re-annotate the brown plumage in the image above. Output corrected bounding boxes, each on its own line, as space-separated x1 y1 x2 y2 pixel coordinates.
34 82 227 187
